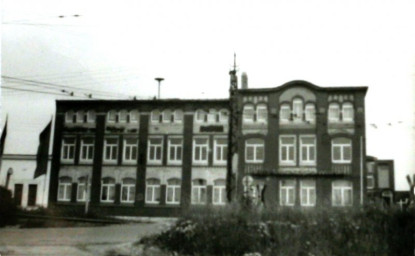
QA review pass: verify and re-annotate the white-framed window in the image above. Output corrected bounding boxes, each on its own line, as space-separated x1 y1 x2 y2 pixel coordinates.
193 137 209 165
87 110 96 123
76 110 86 123
101 177 115 203
245 138 264 163
119 109 128 123
65 110 75 123
342 102 354 122
80 137 94 163
367 175 375 189
151 109 161 123
332 137 352 163
168 137 183 165
61 137 76 162
219 109 229 123
145 178 160 204
174 109 183 123
195 109 207 123
378 166 390 189
166 178 181 205
243 104 255 123
103 138 118 163
57 176 72 202
256 104 268 122
121 178 135 203
123 138 138 163
77 176 90 202
280 180 296 206
191 179 207 205
332 180 353 206
107 110 118 123
213 179 226 205
147 137 163 164
208 109 218 123
279 135 296 165
328 103 340 122
292 98 303 122
129 110 139 123
213 137 228 165
300 135 316 165
163 109 173 123
305 103 315 123
300 180 316 207
280 103 291 122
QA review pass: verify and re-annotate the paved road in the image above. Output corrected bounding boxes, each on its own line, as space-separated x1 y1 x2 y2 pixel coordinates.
0 221 170 255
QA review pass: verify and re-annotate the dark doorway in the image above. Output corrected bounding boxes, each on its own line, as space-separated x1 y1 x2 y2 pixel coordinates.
14 184 23 206
28 184 38 206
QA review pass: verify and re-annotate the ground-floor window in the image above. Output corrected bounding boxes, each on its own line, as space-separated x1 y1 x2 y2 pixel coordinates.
332 180 353 206
213 179 226 205
121 178 136 203
77 176 90 202
146 178 161 204
58 176 72 202
192 179 207 204
166 178 181 204
101 177 115 203
300 180 316 207
280 180 296 206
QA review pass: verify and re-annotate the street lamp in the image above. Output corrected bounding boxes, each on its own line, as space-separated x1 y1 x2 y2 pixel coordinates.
155 78 164 99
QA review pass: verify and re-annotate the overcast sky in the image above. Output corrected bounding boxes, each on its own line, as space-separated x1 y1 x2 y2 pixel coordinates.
1 0 414 190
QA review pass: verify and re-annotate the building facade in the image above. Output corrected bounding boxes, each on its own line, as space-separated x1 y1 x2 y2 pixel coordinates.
366 156 394 204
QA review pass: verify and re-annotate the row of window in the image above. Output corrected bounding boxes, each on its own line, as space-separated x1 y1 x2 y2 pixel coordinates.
245 136 352 164
61 136 228 165
277 180 353 207
57 177 226 205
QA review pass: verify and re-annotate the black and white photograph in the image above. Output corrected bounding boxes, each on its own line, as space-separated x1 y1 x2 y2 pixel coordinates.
1 0 414 255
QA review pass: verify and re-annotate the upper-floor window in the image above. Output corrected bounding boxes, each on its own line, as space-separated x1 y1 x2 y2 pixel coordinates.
123 138 138 163
87 110 96 123
146 178 160 204
332 180 353 206
245 138 264 163
163 109 173 123
119 110 128 123
65 110 76 123
58 176 72 202
103 138 118 163
101 177 115 203
256 104 268 122
280 135 296 165
193 137 209 165
77 176 90 202
151 110 161 123
213 179 226 205
61 137 76 162
168 137 183 165
342 102 354 122
332 138 352 163
300 136 316 165
378 166 390 189
121 178 135 203
76 110 87 123
129 110 139 123
108 110 118 123
80 137 94 163
280 180 296 206
328 103 340 122
243 104 255 123
305 104 315 123
280 104 291 122
219 109 229 123
214 138 228 165
195 109 207 123
148 137 163 164
174 109 183 123
292 98 303 122
300 180 316 207
191 179 207 205
166 178 181 205
208 109 218 122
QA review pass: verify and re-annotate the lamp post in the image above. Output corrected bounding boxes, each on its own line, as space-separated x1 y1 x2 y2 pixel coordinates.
5 168 13 189
155 78 164 99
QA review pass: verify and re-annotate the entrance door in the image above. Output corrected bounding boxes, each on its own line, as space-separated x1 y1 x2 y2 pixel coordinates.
14 184 23 206
28 184 38 206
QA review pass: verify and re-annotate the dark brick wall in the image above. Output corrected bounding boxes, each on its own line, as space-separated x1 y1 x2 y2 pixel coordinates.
48 114 64 203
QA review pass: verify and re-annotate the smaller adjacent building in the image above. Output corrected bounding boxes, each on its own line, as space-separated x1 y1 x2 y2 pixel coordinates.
366 156 394 205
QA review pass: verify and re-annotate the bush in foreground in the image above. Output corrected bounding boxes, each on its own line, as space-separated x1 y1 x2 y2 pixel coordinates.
140 205 415 256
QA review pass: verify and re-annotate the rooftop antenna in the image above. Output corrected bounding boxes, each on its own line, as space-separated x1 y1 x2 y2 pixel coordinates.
155 77 164 99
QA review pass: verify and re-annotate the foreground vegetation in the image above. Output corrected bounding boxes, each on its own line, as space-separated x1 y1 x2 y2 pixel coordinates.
139 204 414 256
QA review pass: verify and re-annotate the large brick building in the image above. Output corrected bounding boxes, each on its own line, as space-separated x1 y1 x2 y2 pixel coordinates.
48 78 368 215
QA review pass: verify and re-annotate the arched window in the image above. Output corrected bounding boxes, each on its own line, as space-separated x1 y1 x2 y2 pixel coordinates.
87 110 96 123
58 176 72 202
208 109 218 122
163 109 173 123
331 138 352 163
195 109 207 123
279 103 291 122
151 109 161 123
77 176 90 202
342 102 354 122
77 110 86 123
146 178 161 204
243 104 255 123
332 180 353 206
213 179 226 205
219 109 229 123
305 103 315 123
129 110 139 123
256 104 268 122
166 178 181 204
191 179 207 204
108 110 117 123
328 103 340 122
245 138 265 163
174 109 183 123
292 98 303 122
65 110 75 123
121 178 135 203
119 110 128 123
101 177 115 203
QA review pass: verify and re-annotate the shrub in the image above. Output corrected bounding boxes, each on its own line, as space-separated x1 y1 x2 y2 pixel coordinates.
0 186 17 227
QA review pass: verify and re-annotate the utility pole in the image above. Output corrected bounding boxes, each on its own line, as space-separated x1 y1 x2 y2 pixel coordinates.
227 54 238 202
155 78 164 99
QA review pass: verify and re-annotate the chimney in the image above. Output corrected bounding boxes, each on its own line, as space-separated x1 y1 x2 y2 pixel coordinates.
241 72 248 89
